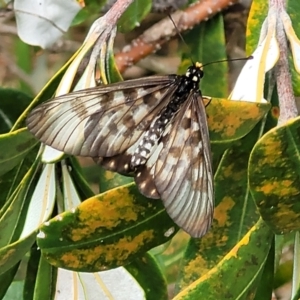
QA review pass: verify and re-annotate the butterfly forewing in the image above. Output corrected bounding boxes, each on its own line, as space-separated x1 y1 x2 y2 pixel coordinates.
27 76 177 157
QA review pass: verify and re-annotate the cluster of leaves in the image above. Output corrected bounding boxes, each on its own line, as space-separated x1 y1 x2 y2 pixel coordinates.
1 0 300 299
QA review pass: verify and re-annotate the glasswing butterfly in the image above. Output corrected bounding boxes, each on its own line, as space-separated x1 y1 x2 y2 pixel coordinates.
26 62 214 238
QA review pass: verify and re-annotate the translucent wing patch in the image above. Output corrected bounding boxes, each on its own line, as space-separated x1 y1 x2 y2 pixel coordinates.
135 93 214 237
26 76 178 158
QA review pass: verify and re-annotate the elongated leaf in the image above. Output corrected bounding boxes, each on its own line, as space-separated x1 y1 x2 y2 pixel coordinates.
0 158 40 246
37 183 178 272
0 233 36 276
249 116 300 234
33 254 57 300
126 253 168 300
254 239 274 300
66 157 95 200
286 2 300 95
24 246 41 300
174 219 273 299
0 156 55 275
19 164 56 239
207 98 270 142
2 280 24 300
0 146 38 208
0 128 38 176
0 262 20 299
246 0 268 54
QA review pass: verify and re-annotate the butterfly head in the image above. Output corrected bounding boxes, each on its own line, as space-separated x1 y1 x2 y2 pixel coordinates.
185 62 204 86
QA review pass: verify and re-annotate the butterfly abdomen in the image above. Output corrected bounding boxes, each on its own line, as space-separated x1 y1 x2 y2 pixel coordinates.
130 81 192 169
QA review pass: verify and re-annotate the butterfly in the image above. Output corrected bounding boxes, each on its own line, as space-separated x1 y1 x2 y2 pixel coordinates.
26 62 214 238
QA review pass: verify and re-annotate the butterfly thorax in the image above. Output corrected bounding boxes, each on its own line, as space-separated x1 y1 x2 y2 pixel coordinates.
130 64 204 169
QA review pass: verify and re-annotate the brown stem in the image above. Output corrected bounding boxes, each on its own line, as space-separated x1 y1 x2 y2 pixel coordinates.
115 0 239 72
270 0 298 124
105 0 135 25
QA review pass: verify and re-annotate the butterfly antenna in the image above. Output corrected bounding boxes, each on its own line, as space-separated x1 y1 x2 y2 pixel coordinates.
166 13 252 67
202 56 253 67
167 13 195 65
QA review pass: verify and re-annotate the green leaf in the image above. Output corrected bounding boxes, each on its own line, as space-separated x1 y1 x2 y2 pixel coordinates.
287 2 300 96
249 116 300 234
0 262 20 299
254 239 274 300
126 253 168 300
0 88 31 133
0 128 38 176
24 246 41 300
37 183 178 272
98 168 134 193
0 145 39 208
32 254 57 300
117 0 152 33
0 233 36 275
207 98 270 142
2 279 24 300
181 13 228 97
0 157 42 275
66 157 95 199
174 219 273 300
246 0 268 54
0 157 40 246
104 36 123 84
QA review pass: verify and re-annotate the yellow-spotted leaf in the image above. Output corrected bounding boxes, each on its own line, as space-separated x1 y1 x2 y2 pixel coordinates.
178 132 260 290
207 98 270 142
37 183 178 272
246 0 268 54
0 234 36 276
249 116 300 234
30 252 147 300
0 128 38 176
27 243 167 299
286 2 300 95
99 168 134 193
174 219 273 299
